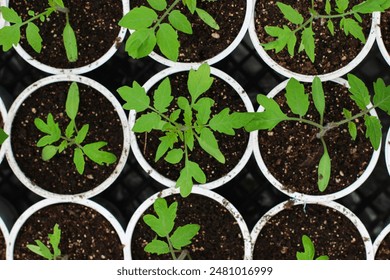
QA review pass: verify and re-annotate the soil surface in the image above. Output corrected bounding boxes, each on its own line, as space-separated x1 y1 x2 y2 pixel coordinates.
13 203 124 260
11 82 124 195
253 202 367 259
136 72 249 183
10 0 123 68
130 0 246 62
258 81 373 196
375 231 390 259
254 0 372 75
0 229 5 259
131 193 246 259
381 10 390 56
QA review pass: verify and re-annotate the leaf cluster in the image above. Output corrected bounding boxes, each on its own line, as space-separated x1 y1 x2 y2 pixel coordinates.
143 197 199 259
296 234 329 260
0 0 78 62
119 0 219 61
263 0 390 62
26 223 62 260
34 82 117 175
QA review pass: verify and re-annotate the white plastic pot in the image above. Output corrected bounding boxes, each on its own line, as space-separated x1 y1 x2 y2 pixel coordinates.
0 0 5 29
6 198 129 260
4 74 130 200
125 187 252 260
143 0 253 67
129 65 255 192
4 0 129 75
376 12 390 67
0 216 8 259
250 200 374 260
385 128 390 175
373 223 390 259
248 3 379 82
253 78 381 203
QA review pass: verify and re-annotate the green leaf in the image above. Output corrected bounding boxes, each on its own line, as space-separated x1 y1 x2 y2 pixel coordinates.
143 198 177 237
119 7 158 29
144 239 170 255
0 7 22 23
188 63 214 104
26 240 53 260
169 10 193 34
82 142 117 165
285 78 309 117
347 74 370 110
198 128 225 163
73 147 85 174
276 2 304 25
229 112 255 129
0 129 8 145
34 117 53 135
147 0 167 11
169 109 181 122
63 23 78 62
263 25 296 56
312 77 325 121
373 78 390 114
155 133 178 162
195 8 219 30
327 19 335 35
66 82 79 120
58 140 68 153
325 0 332 14
183 0 196 14
354 13 363 23
165 148 183 164
194 97 214 125
335 0 349 13
209 108 235 135
75 124 89 145
343 109 357 140
48 224 62 259
35 114 61 147
301 26 315 63
184 129 194 151
340 18 366 43
296 235 315 260
133 112 162 133
318 146 331 192
170 224 200 250
153 77 173 113
157 23 179 61
118 81 150 112
125 28 157 59
42 145 58 161
178 97 192 126
177 160 206 197
316 255 330 260
364 115 382 150
26 22 42 53
65 120 75 139
0 25 21 52
353 0 388 13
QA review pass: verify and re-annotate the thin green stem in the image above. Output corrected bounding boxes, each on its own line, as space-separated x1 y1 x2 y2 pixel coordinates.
316 10 356 20
166 234 177 260
152 0 181 31
285 116 324 130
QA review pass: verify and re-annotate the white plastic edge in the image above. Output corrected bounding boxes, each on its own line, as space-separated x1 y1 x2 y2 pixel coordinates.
125 187 252 260
250 200 374 260
0 0 5 29
5 0 129 75
373 223 390 258
129 65 255 191
0 216 9 258
6 198 129 260
252 78 381 203
140 0 253 67
4 74 130 200
376 12 390 67
248 3 379 82
0 94 8 165
385 127 390 175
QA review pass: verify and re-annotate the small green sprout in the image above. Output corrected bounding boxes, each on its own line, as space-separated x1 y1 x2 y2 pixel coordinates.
246 74 390 192
262 0 390 62
118 63 253 197
143 197 200 260
0 0 78 62
296 234 329 260
26 223 62 260
34 82 117 175
119 0 219 61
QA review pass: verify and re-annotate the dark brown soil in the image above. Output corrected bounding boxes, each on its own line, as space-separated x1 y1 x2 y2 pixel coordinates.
381 10 390 56
258 81 373 196
375 231 390 259
131 193 246 259
136 72 249 182
254 0 372 75
10 0 123 69
253 202 367 260
130 0 246 62
13 203 124 260
11 82 124 195
0 229 5 260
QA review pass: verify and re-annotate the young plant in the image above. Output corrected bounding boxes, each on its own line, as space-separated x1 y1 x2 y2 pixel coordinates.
118 63 252 197
245 74 390 192
262 0 390 62
0 0 78 62
118 0 219 61
143 197 200 260
34 82 117 175
296 234 329 260
26 223 62 260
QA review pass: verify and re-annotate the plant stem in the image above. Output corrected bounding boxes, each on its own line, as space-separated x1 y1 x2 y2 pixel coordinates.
166 234 177 260
152 0 182 31
286 116 324 130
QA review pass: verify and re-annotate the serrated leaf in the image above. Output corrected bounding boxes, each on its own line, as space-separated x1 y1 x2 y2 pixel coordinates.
364 115 382 150
373 78 390 114
26 240 53 260
318 146 331 192
169 109 181 122
188 63 214 104
198 128 225 163
73 147 85 174
155 133 178 162
75 124 89 145
153 77 173 113
301 26 315 63
209 108 235 135
42 145 58 161
0 7 22 23
327 19 335 35
169 10 193 34
82 142 117 165
184 129 194 151
286 78 309 117
49 224 62 258
347 74 371 110
340 18 366 43
26 22 42 53
312 77 325 121
276 2 304 25
144 239 170 255
335 0 349 13
125 28 157 59
195 8 219 30
177 160 206 197
296 235 315 260
194 97 214 125
147 0 167 11
263 25 295 56
170 224 200 250
165 148 183 164
0 25 21 52
178 97 192 126
353 0 387 13
119 7 158 29
66 82 79 120
133 112 162 133
143 198 177 237
343 109 357 140
325 0 332 14
63 23 78 62
157 23 179 61
118 81 150 112
34 118 52 134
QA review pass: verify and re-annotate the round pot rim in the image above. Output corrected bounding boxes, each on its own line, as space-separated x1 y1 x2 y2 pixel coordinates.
376 12 390 66
385 127 390 175
5 0 129 75
141 0 253 67
6 198 129 260
0 94 8 165
0 216 9 256
4 74 130 200
248 2 379 82
252 77 381 203
250 199 374 260
373 223 390 258
129 65 255 191
125 186 252 260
